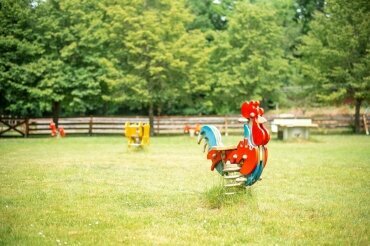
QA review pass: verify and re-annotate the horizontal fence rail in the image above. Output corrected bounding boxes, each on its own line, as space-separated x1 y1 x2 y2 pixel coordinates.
0 114 369 137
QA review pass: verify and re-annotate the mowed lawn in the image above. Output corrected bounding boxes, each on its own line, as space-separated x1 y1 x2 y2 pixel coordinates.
0 134 369 245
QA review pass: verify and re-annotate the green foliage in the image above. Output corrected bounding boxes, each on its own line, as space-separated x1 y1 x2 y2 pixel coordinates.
298 0 370 102
0 0 44 116
209 1 289 114
186 0 236 31
297 0 370 131
294 0 325 33
1 0 368 119
32 0 107 115
0 0 109 117
103 0 211 119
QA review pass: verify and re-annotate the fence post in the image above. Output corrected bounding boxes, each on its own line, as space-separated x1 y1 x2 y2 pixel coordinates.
89 116 93 136
224 116 229 136
363 114 369 135
25 118 29 138
156 116 160 135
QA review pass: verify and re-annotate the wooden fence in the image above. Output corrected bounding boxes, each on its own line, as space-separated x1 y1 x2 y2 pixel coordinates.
0 114 369 137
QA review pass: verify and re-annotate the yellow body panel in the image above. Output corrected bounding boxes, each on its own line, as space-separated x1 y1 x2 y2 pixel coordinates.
124 122 150 147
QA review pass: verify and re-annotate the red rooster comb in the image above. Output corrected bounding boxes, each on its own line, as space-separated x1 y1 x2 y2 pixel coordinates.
241 100 264 119
240 100 270 146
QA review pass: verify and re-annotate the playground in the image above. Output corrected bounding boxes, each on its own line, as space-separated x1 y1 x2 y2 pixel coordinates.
1 134 369 245
1 0 369 244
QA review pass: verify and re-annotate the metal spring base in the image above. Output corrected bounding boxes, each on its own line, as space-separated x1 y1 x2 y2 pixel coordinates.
223 162 247 195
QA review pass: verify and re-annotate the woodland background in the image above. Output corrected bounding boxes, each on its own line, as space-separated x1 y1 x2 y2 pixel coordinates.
0 0 369 132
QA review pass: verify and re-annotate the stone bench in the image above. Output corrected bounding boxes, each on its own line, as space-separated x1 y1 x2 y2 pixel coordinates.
271 118 318 140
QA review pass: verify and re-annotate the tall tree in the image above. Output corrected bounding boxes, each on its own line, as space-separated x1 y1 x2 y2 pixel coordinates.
31 0 107 125
208 1 289 114
1 0 108 124
298 0 370 133
107 0 210 133
0 0 43 116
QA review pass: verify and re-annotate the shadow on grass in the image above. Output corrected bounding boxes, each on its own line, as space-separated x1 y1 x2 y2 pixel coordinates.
125 145 150 153
203 182 256 209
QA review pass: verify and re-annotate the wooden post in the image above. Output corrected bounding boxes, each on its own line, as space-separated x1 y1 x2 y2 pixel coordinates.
89 116 93 136
25 118 29 138
363 114 369 135
156 116 160 135
0 117 26 137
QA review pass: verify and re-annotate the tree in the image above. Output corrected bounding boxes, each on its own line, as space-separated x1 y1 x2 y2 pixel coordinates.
208 1 289 114
31 0 108 125
106 0 210 133
1 0 108 125
0 0 43 116
186 0 236 32
294 0 325 34
298 0 370 133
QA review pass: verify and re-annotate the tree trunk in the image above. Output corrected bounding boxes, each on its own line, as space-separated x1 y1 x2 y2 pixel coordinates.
149 102 154 136
52 101 61 128
354 98 362 133
157 106 162 135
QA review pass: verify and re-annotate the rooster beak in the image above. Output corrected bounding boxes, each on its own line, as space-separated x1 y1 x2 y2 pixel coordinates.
257 116 267 124
197 134 204 144
238 117 249 123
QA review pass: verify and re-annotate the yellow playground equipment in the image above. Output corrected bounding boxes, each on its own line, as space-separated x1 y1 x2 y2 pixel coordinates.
124 122 150 147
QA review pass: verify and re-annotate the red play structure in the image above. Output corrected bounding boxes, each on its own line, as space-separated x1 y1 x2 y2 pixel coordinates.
198 100 270 194
184 124 201 136
49 121 66 137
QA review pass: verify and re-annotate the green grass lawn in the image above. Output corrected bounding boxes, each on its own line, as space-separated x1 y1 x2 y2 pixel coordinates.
1 135 369 245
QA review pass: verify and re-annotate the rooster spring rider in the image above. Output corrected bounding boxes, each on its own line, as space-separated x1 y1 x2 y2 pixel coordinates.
198 101 270 191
